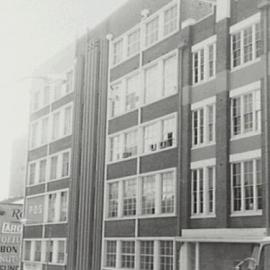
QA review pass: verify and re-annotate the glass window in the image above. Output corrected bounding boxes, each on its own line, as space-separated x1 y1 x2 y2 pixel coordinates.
144 64 160 104
50 156 58 180
140 241 154 270
113 39 123 65
127 29 140 57
160 241 174 270
161 172 174 214
164 5 177 36
109 135 121 162
126 74 139 112
62 152 70 177
41 117 49 145
232 32 241 68
24 241 32 261
121 241 135 268
32 90 40 111
110 82 122 118
108 182 119 218
63 106 72 136
123 130 137 158
30 122 39 148
143 122 160 153
106 241 117 267
34 241 42 262
141 175 155 215
48 193 57 222
46 240 54 263
163 55 177 96
57 240 65 264
52 111 60 140
54 82 62 100
39 159 47 183
123 179 136 216
66 71 73 94
161 117 176 148
145 17 159 47
60 191 68 222
29 163 36 185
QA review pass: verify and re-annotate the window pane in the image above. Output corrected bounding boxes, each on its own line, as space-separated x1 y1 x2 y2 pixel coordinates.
106 241 117 267
162 117 176 148
34 241 42 261
123 179 136 216
164 5 177 36
145 64 160 103
57 241 65 264
200 49 204 81
192 170 198 214
140 241 154 270
232 97 241 136
232 163 241 211
24 241 31 261
66 71 73 93
161 172 174 213
243 93 253 132
41 117 49 144
163 55 177 96
141 176 155 215
110 82 122 117
124 130 137 158
46 240 54 263
208 105 214 142
39 159 47 183
126 74 139 112
243 26 253 63
121 241 135 268
31 122 38 148
208 167 214 213
255 23 261 58
62 152 70 177
127 29 140 57
108 182 118 218
193 52 199 83
244 160 254 210
256 159 263 210
144 122 159 153
110 135 121 162
48 193 57 222
160 241 174 270
52 112 60 140
208 44 215 78
60 191 68 222
145 17 159 47
29 163 36 185
64 106 72 136
50 156 58 180
232 32 241 68
113 39 123 65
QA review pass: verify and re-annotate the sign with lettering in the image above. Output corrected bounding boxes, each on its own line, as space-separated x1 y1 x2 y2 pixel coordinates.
25 196 44 224
0 203 23 270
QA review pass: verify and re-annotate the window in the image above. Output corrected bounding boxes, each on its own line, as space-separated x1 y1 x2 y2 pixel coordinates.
24 241 32 261
57 240 66 264
126 74 139 112
231 22 261 69
41 117 49 145
123 130 137 158
110 82 122 118
143 115 177 154
113 39 123 66
52 111 60 140
108 182 118 218
163 55 177 96
121 241 135 268
127 29 140 57
48 193 57 222
32 90 40 112
106 241 117 267
231 89 261 137
63 106 72 136
66 71 73 94
192 103 216 147
29 163 36 185
231 158 262 213
43 86 50 107
34 241 42 261
39 159 47 183
160 241 174 270
60 191 68 222
164 5 177 36
50 156 58 180
62 152 70 177
141 175 156 215
192 38 216 84
109 135 121 162
30 122 39 149
144 64 160 104
161 172 175 214
140 241 154 270
123 179 136 216
46 240 54 263
191 165 216 216
145 17 159 47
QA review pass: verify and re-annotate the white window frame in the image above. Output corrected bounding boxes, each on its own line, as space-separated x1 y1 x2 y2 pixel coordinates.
192 35 216 85
230 81 261 140
191 96 216 149
230 150 262 216
230 13 261 71
190 159 216 218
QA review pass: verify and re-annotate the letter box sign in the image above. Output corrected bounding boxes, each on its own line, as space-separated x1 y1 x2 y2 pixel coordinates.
26 196 44 224
0 203 23 270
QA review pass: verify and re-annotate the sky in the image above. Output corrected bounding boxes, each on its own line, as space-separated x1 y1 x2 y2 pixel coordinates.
0 0 127 200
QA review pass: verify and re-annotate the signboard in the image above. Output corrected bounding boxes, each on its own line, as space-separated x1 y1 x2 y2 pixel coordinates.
25 196 44 224
0 203 23 270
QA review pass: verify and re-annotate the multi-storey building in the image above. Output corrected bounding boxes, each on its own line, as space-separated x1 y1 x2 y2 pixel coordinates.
22 0 270 270
22 44 75 270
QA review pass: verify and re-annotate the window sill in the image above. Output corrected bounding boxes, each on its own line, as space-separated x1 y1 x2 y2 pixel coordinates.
107 154 137 165
105 212 176 221
108 107 139 121
25 221 68 226
230 131 261 141
142 91 178 109
190 214 216 219
230 210 262 217
26 177 70 188
140 145 177 158
50 133 72 144
31 103 50 114
231 57 261 72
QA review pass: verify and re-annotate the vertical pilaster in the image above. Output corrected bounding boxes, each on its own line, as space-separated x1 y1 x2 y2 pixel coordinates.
215 13 231 227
